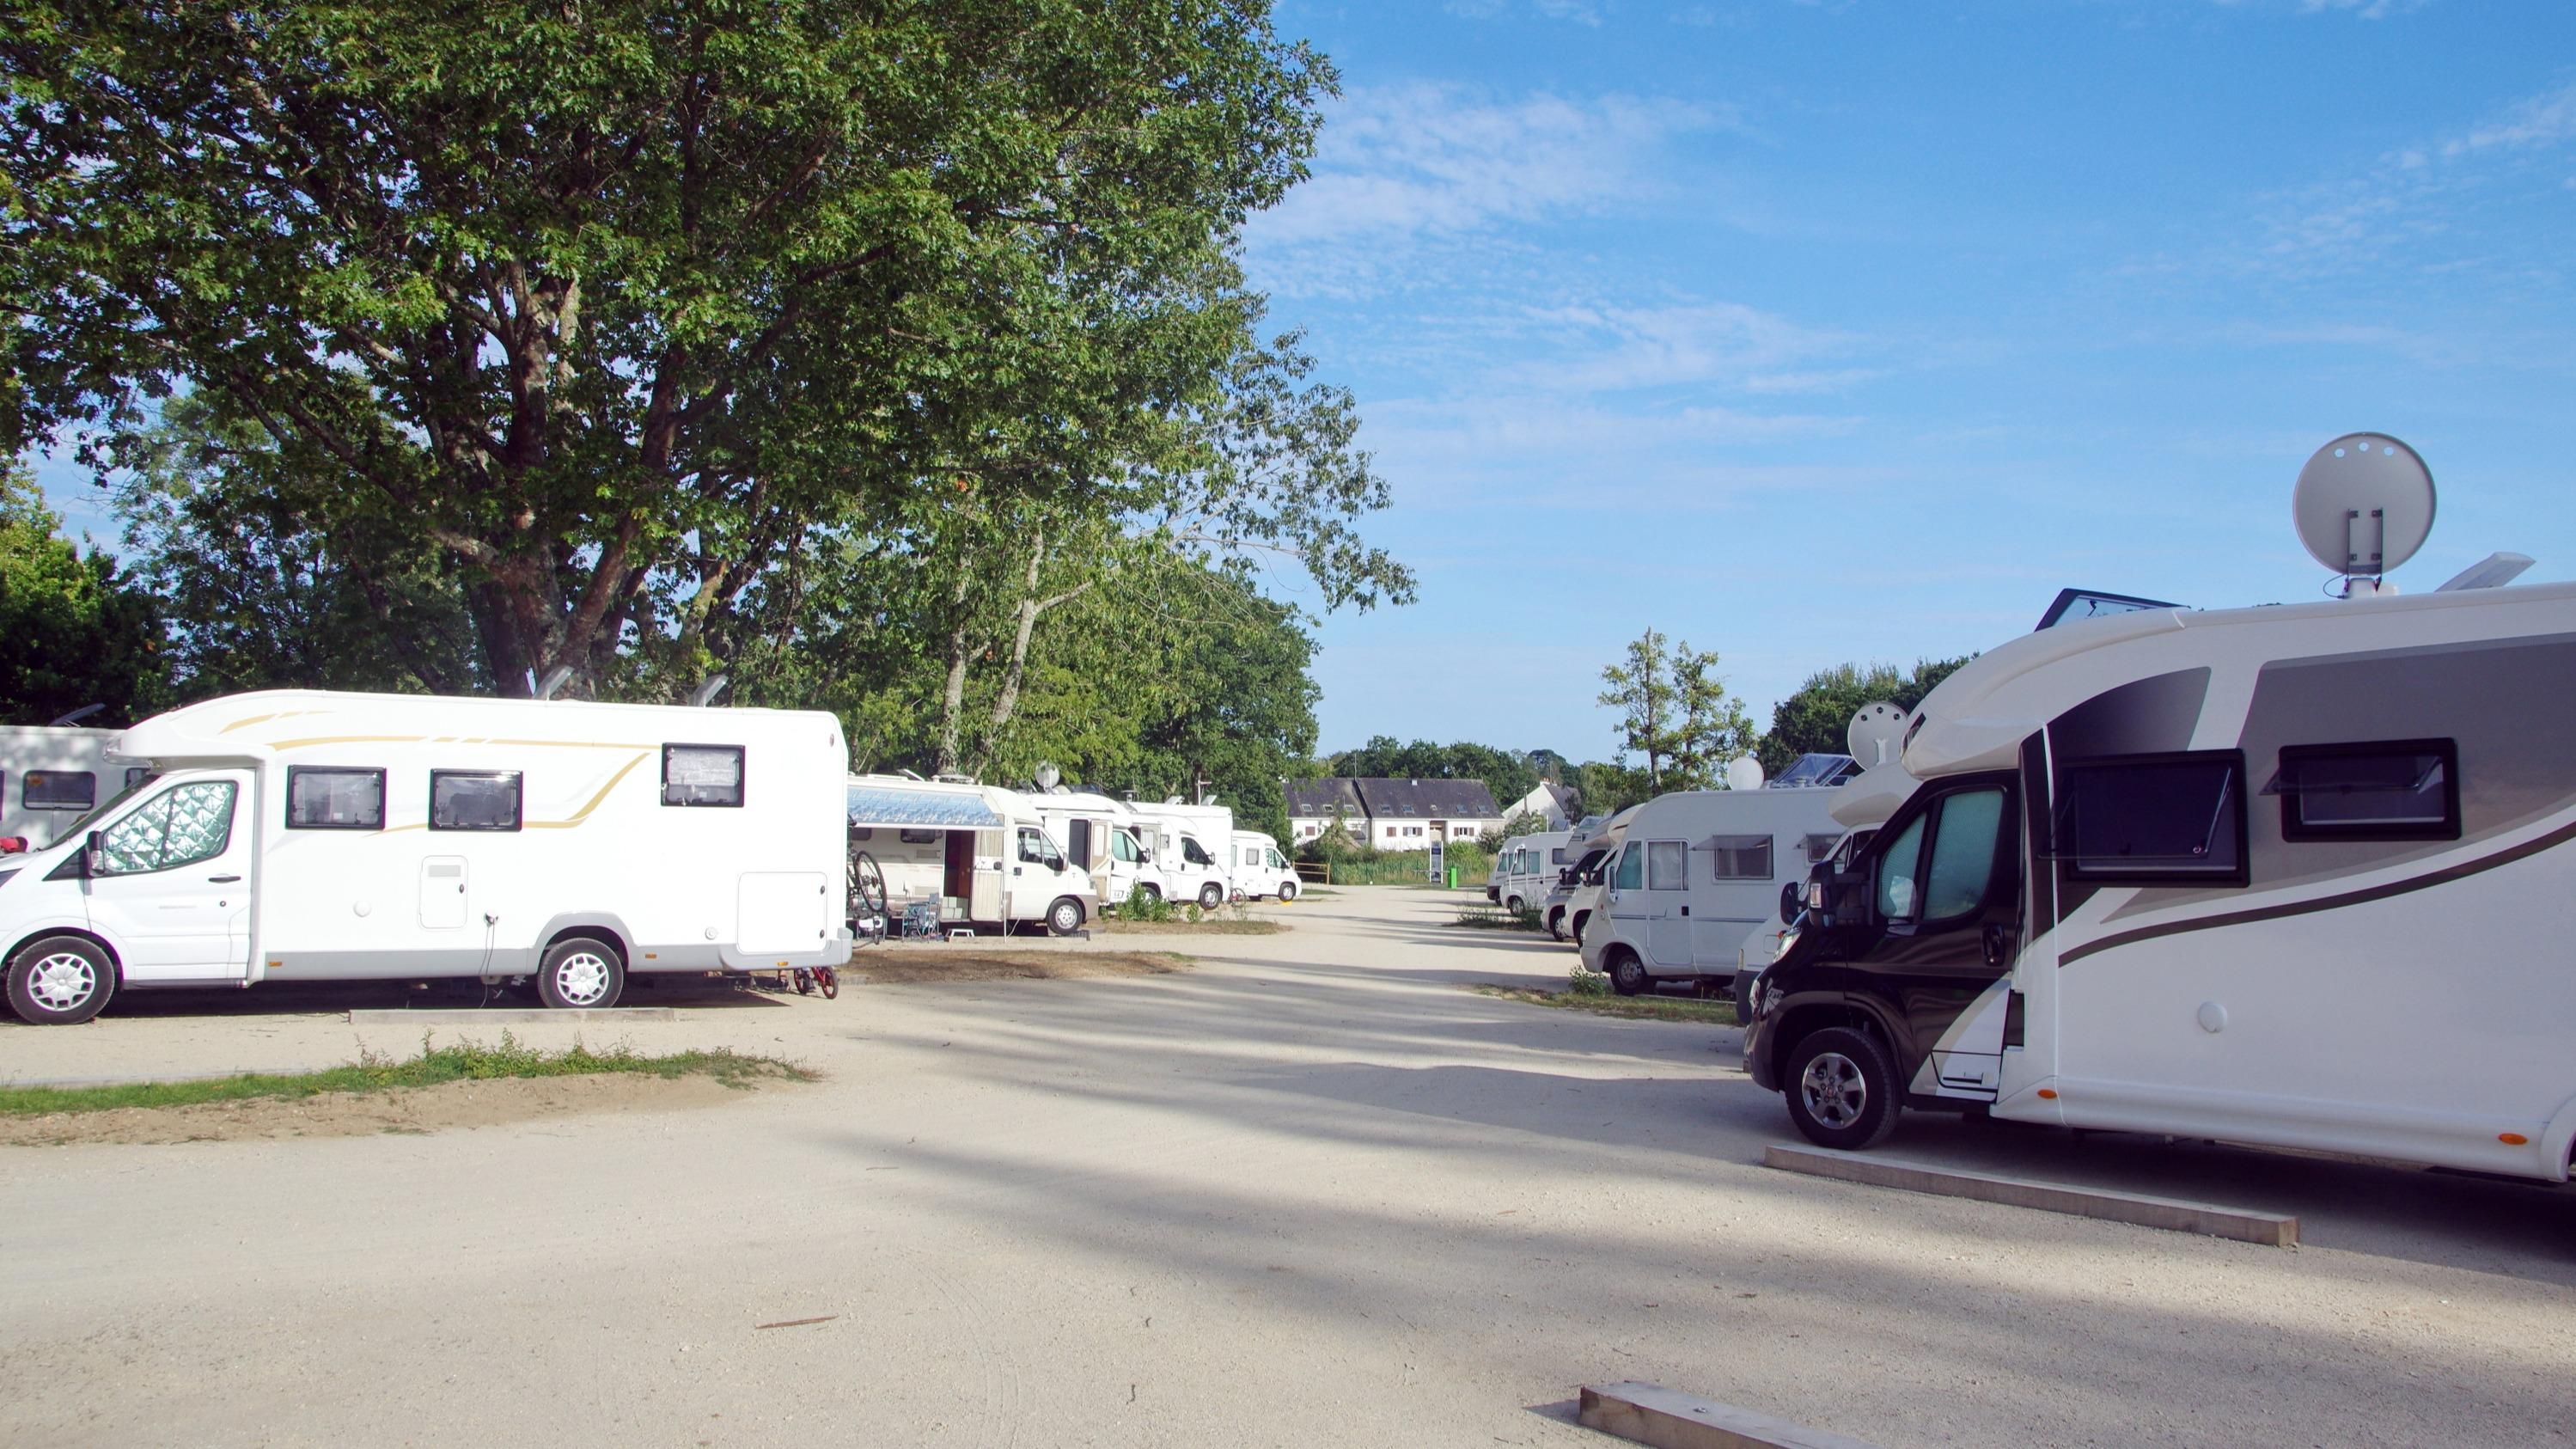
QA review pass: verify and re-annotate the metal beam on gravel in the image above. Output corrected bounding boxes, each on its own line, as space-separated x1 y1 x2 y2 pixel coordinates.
1577 1382 1884 1449
1762 1143 2298 1246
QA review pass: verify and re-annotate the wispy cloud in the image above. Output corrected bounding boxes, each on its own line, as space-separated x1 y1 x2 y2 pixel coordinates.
1480 298 1865 395
1448 0 1609 25
1245 83 1731 295
2207 0 2433 16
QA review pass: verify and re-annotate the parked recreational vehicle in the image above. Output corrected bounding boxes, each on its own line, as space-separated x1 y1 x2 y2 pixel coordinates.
1499 830 1572 913
1535 816 1610 940
1555 806 1641 947
1229 830 1302 901
1747 434 2576 1181
846 776 1098 936
0 690 852 1025
1133 801 1233 908
1578 772 1851 996
0 726 148 853
1484 841 1514 902
1027 789 1152 910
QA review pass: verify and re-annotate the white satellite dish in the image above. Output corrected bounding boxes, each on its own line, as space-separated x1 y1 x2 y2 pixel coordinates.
1033 761 1062 791
1846 701 1907 768
1724 756 1765 792
2292 433 2435 585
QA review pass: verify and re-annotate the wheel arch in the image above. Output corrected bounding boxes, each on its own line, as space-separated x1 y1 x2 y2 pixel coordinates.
1766 994 1912 1084
537 915 632 964
6 925 122 981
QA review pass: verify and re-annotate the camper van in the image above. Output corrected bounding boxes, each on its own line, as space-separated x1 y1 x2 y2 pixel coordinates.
1499 830 1572 914
0 726 150 853
1553 806 1640 946
1484 841 1514 902
1229 830 1301 901
845 776 1098 936
1535 816 1607 939
1578 769 1852 997
1132 801 1233 909
1026 790 1152 911
0 690 852 1025
1745 556 2576 1178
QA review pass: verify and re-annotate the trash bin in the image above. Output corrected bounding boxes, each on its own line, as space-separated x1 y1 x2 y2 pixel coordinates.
1446 865 1458 889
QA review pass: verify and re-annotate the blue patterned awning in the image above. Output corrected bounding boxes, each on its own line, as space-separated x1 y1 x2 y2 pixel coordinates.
846 782 1001 828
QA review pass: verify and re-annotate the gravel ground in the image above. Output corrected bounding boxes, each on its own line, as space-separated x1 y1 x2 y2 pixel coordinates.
3 886 2571 1447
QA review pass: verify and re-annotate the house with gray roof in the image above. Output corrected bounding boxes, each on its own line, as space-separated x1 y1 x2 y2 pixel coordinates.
1285 776 1506 849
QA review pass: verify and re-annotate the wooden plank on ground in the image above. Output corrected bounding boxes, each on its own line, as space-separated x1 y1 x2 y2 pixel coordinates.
1577 1382 1883 1449
346 1007 680 1024
1761 1143 2298 1246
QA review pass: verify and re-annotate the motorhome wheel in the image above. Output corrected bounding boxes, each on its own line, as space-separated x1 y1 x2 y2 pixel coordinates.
1278 880 1299 902
1047 896 1084 937
536 936 626 1011
1505 896 1524 914
1545 908 1564 941
1783 1026 1901 1151
1605 948 1648 997
1197 883 1224 910
1571 913 1590 947
6 934 115 1025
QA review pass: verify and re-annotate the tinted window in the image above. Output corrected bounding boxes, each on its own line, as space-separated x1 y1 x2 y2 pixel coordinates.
430 772 522 832
1647 841 1686 890
287 767 386 829
900 828 939 845
1181 835 1213 865
662 744 744 807
1065 818 1093 868
1112 830 1140 864
1875 815 1928 920
2056 752 2245 883
1707 835 1773 881
99 780 237 875
24 770 95 811
1614 842 1644 891
1922 789 2006 919
2269 739 2459 841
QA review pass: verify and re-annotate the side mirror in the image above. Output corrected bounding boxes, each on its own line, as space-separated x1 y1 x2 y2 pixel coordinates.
1779 881 1803 921
82 829 105 877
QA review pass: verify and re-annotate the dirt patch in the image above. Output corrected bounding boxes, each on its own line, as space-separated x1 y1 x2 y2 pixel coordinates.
852 950 1191 983
1096 918 1285 936
1468 983 1737 1026
0 1070 784 1147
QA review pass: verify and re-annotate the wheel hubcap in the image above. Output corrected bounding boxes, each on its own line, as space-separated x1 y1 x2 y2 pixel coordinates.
1054 904 1077 931
27 951 96 1012
556 952 611 1006
1799 1051 1868 1130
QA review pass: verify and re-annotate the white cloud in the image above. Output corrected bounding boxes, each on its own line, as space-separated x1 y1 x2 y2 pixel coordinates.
2443 81 2576 159
1486 299 1863 394
1449 0 1608 23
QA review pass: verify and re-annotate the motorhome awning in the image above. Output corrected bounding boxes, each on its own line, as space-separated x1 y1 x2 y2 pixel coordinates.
845 782 1002 829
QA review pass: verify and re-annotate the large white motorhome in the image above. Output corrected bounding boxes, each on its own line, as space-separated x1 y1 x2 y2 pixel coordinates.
0 725 150 853
1132 800 1233 909
1747 436 2576 1182
1499 829 1572 914
1026 789 1152 910
1578 768 1854 996
845 775 1098 937
1228 830 1301 901
0 690 852 1024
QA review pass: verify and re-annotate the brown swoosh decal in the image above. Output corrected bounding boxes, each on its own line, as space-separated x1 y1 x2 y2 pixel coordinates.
2058 814 2576 967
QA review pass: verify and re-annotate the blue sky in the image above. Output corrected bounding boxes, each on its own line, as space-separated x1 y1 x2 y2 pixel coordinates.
1240 0 2576 761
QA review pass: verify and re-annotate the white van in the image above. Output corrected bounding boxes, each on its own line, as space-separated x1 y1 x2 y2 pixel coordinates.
1746 566 2576 1179
0 726 150 853
1229 830 1301 901
845 775 1098 937
1027 790 1153 911
0 689 852 1024
1133 801 1233 909
1499 830 1572 914
1578 775 1849 997
1554 805 1640 947
1484 837 1517 902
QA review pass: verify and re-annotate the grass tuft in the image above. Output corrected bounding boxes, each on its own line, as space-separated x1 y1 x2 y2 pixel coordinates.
0 1033 814 1118
1468 984 1737 1025
1450 905 1544 932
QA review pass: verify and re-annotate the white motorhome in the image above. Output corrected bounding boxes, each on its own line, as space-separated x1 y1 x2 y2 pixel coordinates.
1499 829 1572 914
1132 800 1233 909
1748 437 2576 1180
1484 837 1516 902
1554 806 1640 946
1228 830 1301 901
0 690 852 1025
1026 789 1153 911
845 776 1097 937
0 725 150 853
1578 768 1853 997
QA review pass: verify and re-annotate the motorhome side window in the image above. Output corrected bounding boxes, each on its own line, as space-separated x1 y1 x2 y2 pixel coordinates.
430 771 523 832
900 828 939 845
1182 835 1213 866
662 744 745 807
1706 835 1773 881
99 780 237 875
23 769 95 811
1646 841 1687 890
2054 750 2247 884
1875 815 1928 920
1017 827 1047 865
2267 739 2460 841
1612 842 1644 891
286 767 386 829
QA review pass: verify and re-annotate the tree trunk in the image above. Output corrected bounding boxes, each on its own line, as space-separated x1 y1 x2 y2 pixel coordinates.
933 551 975 775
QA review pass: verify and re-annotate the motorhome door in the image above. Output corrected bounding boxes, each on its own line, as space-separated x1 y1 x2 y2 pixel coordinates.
78 771 254 982
1856 777 2021 1100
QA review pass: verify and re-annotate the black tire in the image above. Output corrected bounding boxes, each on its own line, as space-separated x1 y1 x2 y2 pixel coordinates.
1197 883 1224 910
1279 880 1299 902
1546 908 1565 941
1505 896 1524 914
1605 948 1649 998
1571 912 1590 948
1782 1025 1902 1151
1139 883 1163 902
1047 896 1084 937
535 935 625 1011
6 934 115 1025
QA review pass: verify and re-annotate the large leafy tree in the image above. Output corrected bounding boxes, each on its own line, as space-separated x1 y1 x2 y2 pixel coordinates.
0 461 162 723
3 0 1333 695
1755 657 1972 774
1324 737 1538 809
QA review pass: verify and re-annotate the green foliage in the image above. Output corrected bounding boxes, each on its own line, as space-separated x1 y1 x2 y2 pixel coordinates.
1499 809 1552 840
0 461 164 724
1120 883 1179 923
1755 657 1972 775
1572 760 1658 817
4 0 1355 696
1323 737 1538 809
1316 843 1488 885
1598 627 1756 792
1567 961 1612 997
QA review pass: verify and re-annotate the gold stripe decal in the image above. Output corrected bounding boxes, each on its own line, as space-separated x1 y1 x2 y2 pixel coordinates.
527 753 650 829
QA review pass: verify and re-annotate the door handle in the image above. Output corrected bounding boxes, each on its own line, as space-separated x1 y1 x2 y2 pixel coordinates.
209 874 241 883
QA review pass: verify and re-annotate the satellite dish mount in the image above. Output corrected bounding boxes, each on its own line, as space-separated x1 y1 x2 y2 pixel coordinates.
2292 433 2435 598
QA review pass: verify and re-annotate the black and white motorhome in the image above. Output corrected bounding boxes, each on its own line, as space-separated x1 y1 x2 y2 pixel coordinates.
1745 436 2576 1182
